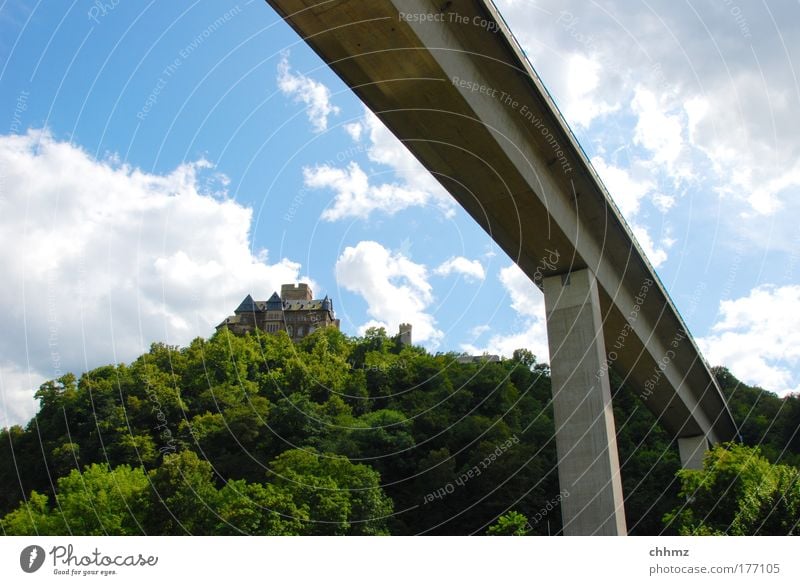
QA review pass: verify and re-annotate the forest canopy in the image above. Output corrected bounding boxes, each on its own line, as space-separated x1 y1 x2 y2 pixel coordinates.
1 327 798 535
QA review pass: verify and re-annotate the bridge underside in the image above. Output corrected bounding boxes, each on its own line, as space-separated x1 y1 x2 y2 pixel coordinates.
264 0 738 535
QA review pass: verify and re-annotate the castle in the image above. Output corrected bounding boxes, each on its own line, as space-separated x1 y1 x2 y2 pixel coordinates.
217 283 340 342
217 282 413 345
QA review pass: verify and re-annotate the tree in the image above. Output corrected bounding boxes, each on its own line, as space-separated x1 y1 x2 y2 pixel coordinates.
53 464 149 534
0 491 65 535
144 451 220 535
215 479 307 535
663 443 800 535
1 463 148 535
512 349 536 368
267 448 393 535
486 511 528 535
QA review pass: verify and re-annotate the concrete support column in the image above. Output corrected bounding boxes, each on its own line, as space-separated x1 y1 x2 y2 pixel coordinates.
678 435 709 470
543 269 627 535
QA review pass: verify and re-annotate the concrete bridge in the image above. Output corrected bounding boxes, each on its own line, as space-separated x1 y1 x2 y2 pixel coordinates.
263 0 738 535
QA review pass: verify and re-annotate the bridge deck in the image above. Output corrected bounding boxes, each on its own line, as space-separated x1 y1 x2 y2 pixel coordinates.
264 0 737 444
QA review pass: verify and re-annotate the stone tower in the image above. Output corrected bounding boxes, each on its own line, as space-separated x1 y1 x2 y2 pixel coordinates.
399 323 412 346
281 283 312 301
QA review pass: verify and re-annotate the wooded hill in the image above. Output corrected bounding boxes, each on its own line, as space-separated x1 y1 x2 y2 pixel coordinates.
2 327 798 535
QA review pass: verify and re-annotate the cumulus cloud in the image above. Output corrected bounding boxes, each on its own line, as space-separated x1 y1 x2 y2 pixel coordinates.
461 264 549 362
591 155 654 218
498 263 545 319
590 156 670 267
630 224 669 268
631 87 685 172
335 241 442 345
561 53 620 128
698 285 800 395
0 130 307 426
495 0 800 221
0 363 41 429
434 256 486 282
303 162 429 221
303 107 455 221
277 52 340 133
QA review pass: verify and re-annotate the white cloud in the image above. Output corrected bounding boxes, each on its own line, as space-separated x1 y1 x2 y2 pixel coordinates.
470 324 491 339
651 192 676 213
683 96 709 146
683 72 800 217
343 121 363 141
335 241 442 344
589 157 671 266
631 224 669 268
462 264 549 362
699 284 800 395
591 155 654 218
0 362 43 428
495 0 800 224
746 161 800 216
434 256 486 282
498 263 545 319
561 53 620 128
303 162 430 221
0 130 308 426
303 108 455 221
632 87 685 171
277 52 340 133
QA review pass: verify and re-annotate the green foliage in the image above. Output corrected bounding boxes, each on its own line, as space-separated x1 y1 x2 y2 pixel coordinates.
486 511 529 535
2 330 798 535
0 463 148 535
663 443 800 535
268 448 393 535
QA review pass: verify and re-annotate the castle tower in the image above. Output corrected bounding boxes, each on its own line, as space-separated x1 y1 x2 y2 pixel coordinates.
399 323 412 346
281 283 313 301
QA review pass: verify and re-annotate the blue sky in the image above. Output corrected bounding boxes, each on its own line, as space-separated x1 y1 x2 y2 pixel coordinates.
1 0 799 426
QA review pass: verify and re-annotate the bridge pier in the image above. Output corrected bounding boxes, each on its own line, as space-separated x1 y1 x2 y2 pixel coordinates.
678 435 709 470
543 269 627 535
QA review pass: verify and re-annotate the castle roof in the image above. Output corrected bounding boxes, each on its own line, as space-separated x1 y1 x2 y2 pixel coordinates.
266 292 282 310
234 294 260 314
217 314 242 328
230 289 336 318
283 299 325 311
